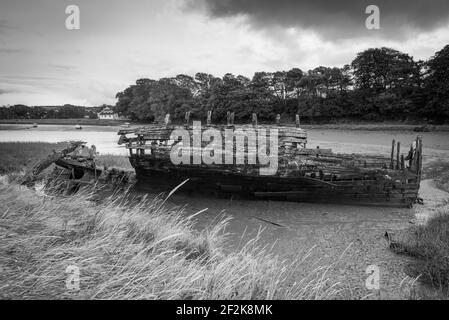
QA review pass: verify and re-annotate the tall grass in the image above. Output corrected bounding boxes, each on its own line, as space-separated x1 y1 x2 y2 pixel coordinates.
0 182 339 300
391 213 449 297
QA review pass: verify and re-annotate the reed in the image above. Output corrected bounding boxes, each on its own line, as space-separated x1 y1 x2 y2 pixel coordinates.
0 182 340 300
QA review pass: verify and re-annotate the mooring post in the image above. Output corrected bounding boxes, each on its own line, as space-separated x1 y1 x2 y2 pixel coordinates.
295 114 300 128
207 110 212 126
252 113 258 127
390 139 395 169
226 111 231 127
184 111 190 127
275 114 281 125
408 144 413 168
396 141 400 170
164 114 171 127
230 112 235 126
401 154 405 170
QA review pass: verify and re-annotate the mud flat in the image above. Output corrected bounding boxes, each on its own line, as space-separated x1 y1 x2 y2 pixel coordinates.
150 178 447 299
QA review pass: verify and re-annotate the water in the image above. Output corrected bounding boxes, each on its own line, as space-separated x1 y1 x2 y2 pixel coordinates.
1 124 448 160
0 124 127 155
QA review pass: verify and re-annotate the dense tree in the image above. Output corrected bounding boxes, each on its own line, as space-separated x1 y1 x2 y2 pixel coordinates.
423 45 449 121
5 45 448 124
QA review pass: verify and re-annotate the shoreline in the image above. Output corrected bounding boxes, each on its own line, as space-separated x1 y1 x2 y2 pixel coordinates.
1 119 449 131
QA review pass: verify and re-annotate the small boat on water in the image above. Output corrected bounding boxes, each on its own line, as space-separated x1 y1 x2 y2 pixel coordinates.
117 111 423 208
121 122 131 128
75 124 82 130
32 123 38 128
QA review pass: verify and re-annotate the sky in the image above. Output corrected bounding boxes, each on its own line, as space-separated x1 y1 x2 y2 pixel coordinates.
1 0 449 107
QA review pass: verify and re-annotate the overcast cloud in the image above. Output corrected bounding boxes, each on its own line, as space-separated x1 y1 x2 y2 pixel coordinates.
0 0 448 106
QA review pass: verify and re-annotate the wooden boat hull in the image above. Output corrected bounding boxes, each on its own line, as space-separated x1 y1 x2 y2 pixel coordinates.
130 156 420 208
118 115 423 208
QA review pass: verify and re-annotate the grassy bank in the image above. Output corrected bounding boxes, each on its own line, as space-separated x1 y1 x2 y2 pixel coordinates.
391 213 449 297
0 142 338 299
0 142 132 175
0 142 68 174
0 182 338 299
391 160 449 297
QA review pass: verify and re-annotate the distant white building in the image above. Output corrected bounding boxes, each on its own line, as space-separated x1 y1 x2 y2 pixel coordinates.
97 107 119 120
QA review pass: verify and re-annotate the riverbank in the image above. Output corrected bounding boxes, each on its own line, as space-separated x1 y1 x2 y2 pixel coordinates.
1 142 448 299
2 119 449 131
0 118 132 127
0 142 132 176
0 157 338 299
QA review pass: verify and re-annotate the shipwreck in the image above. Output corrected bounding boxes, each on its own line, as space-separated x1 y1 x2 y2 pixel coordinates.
117 112 423 208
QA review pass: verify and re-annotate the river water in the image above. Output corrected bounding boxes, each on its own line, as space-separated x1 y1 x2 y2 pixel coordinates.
1 123 448 159
1 123 448 298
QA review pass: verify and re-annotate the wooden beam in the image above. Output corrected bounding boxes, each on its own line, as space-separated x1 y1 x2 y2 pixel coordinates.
390 139 395 169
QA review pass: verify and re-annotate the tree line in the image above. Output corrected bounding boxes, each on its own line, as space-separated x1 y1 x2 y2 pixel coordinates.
115 45 449 124
0 104 101 120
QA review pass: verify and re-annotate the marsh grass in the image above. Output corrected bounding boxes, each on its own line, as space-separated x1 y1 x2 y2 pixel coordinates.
392 213 449 297
0 142 68 174
0 182 340 300
0 142 133 179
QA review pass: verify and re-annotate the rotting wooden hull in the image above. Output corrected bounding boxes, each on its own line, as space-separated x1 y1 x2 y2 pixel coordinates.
129 155 421 207
118 113 423 208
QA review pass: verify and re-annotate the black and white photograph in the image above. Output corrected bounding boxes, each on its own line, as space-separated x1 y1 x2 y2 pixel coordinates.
1 0 449 306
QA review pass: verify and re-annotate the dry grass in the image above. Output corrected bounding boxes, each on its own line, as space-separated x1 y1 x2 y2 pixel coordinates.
0 181 340 300
391 213 449 297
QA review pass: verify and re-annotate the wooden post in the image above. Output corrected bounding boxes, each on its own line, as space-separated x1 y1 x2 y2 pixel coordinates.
295 114 300 128
390 139 395 169
207 110 212 126
230 112 235 126
252 113 258 127
164 114 171 127
401 155 405 170
226 111 231 126
275 114 281 125
184 111 191 127
396 141 400 170
408 144 413 168
416 136 423 177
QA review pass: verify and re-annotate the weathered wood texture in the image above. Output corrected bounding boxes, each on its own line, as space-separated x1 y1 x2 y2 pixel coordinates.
118 118 423 207
21 141 85 186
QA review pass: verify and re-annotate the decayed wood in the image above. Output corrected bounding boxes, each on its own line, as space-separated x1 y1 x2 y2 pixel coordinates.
21 141 85 186
119 113 423 207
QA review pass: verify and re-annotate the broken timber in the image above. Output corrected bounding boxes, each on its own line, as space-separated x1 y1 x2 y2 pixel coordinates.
117 112 423 207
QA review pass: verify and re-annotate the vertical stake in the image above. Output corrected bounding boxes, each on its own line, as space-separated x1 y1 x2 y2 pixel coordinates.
252 113 258 127
207 110 212 126
184 111 191 127
390 139 395 169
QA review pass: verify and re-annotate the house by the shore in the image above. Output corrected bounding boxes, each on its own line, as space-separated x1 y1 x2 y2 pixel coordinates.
97 106 121 120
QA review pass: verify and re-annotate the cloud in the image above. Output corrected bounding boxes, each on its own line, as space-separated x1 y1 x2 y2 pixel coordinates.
186 0 449 40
